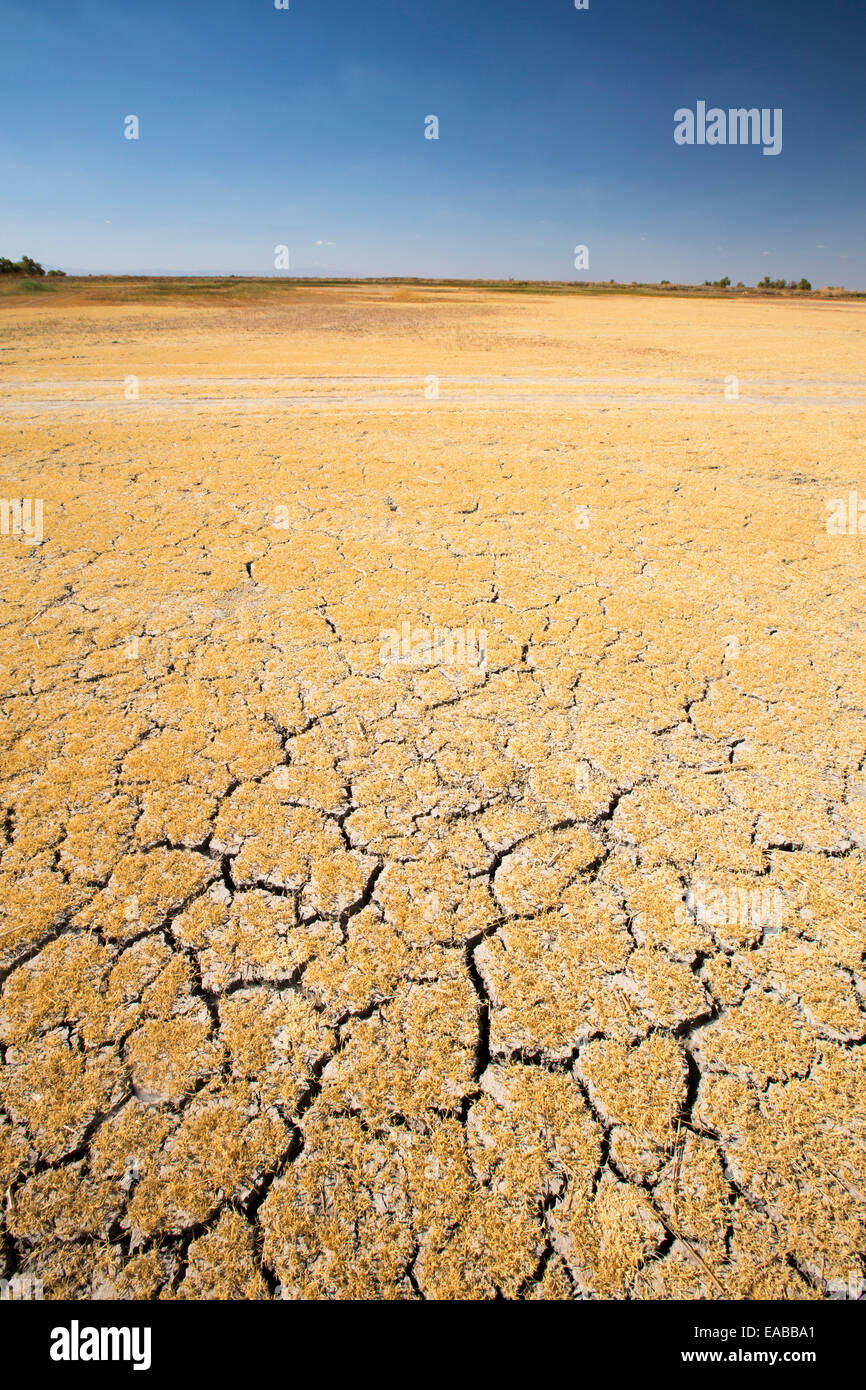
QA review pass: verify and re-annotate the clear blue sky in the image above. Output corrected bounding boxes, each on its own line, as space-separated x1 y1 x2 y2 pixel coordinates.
1 0 864 285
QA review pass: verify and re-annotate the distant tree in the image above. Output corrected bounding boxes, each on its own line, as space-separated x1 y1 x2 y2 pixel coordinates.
0 257 16 274
797 278 811 291
15 255 45 276
47 268 66 278
716 276 731 288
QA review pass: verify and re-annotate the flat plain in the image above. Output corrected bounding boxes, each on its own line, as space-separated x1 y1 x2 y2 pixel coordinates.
0 282 864 1300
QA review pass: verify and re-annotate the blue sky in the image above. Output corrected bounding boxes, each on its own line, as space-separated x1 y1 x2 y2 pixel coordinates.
1 0 864 285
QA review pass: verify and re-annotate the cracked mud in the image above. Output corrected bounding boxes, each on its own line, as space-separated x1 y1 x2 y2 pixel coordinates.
0 284 864 1300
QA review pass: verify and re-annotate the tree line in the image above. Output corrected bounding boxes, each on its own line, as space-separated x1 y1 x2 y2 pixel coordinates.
703 275 812 290
0 255 65 277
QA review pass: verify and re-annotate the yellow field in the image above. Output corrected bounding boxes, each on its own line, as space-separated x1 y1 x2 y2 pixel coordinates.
0 284 864 1300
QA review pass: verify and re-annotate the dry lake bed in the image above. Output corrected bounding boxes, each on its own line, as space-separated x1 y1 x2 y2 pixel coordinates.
0 281 864 1299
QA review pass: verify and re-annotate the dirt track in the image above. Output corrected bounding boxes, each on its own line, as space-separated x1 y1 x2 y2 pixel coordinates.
0 285 864 1299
